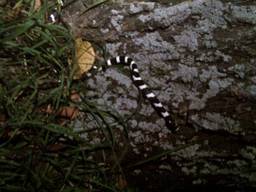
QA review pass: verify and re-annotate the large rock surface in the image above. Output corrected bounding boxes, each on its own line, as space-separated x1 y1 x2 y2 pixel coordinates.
64 0 256 190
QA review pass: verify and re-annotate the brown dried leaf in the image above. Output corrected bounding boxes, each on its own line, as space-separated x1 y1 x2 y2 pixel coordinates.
40 105 79 120
116 175 128 190
70 90 81 102
73 38 95 79
38 89 81 120
57 106 79 120
34 0 41 11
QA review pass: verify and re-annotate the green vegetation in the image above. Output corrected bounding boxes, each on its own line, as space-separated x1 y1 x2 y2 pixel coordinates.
0 1 124 191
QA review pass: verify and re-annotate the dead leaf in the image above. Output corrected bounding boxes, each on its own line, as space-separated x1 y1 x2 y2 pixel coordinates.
116 175 128 190
57 106 79 119
70 90 81 102
38 89 82 120
72 38 95 79
33 0 41 11
40 105 79 120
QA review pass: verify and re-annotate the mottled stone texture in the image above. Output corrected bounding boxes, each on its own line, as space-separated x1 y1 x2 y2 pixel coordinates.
64 0 256 190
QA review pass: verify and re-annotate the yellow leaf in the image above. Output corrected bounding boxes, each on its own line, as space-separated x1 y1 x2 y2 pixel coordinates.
73 38 95 79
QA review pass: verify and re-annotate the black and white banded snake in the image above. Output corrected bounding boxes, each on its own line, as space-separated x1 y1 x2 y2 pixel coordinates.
49 3 178 133
105 56 178 133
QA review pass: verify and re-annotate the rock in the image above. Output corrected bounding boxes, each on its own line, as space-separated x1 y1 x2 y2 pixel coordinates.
64 0 256 190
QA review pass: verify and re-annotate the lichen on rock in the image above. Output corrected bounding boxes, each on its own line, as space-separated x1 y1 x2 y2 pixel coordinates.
63 1 256 189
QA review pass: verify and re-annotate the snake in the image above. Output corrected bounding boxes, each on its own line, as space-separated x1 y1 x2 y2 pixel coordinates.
49 3 178 133
105 56 178 132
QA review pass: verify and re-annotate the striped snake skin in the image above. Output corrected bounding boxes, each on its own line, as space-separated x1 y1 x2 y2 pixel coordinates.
106 56 178 132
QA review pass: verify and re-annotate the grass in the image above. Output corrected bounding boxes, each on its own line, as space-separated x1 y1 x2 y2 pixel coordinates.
0 1 190 191
0 1 126 191
3 1 253 191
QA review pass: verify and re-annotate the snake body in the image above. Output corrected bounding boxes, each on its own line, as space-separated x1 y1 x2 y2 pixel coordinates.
49 7 177 132
106 56 178 132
